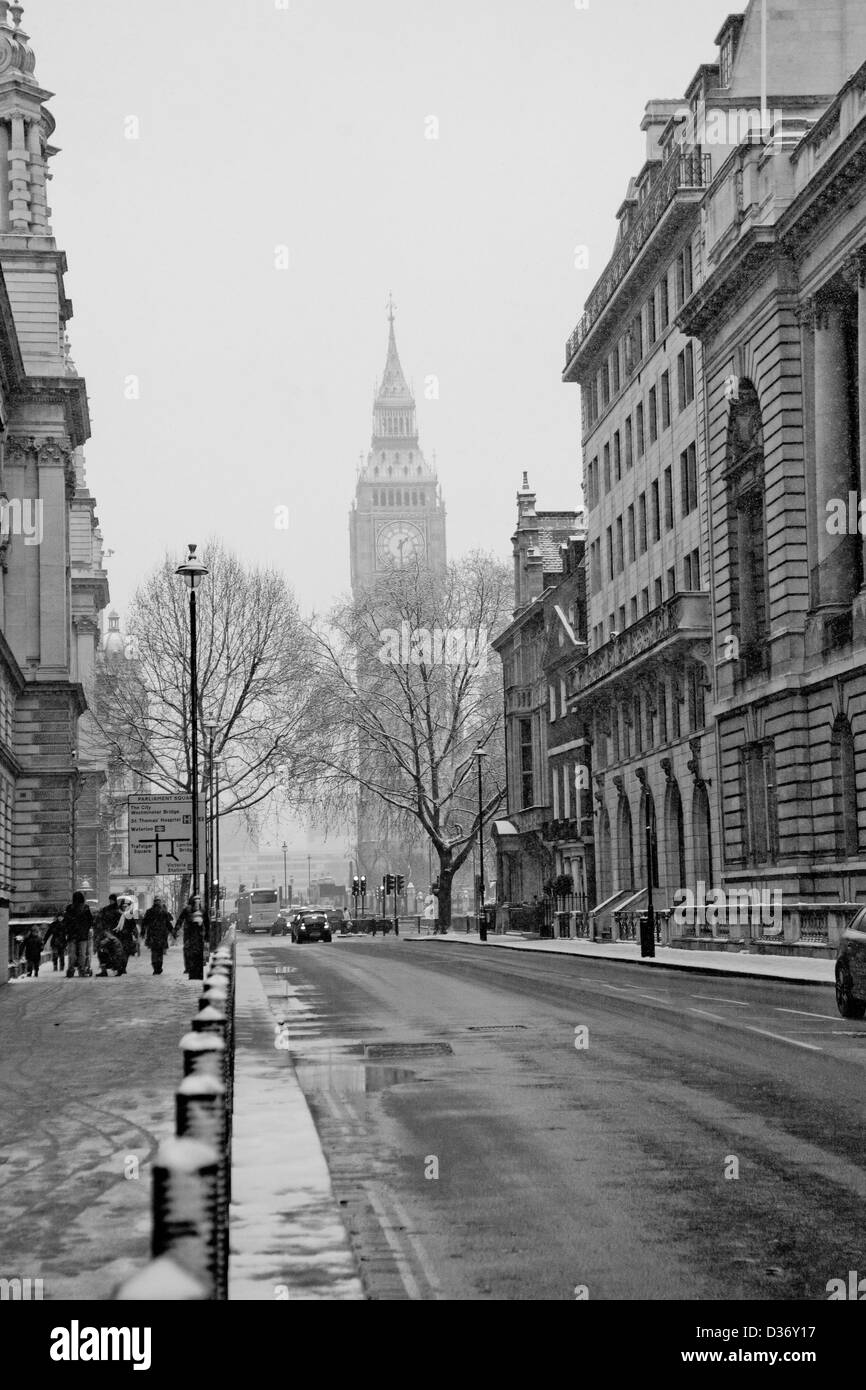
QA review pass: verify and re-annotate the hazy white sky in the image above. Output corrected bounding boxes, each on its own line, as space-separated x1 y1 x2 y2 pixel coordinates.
32 0 734 622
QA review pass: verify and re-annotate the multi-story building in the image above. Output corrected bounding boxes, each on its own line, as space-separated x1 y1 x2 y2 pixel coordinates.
563 100 717 938
492 476 584 915
349 305 447 891
564 0 866 951
0 4 111 976
679 29 866 950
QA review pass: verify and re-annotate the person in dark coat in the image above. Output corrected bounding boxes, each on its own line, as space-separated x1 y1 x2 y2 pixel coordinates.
21 925 44 977
117 898 140 963
142 897 174 975
63 893 93 977
176 894 208 981
94 893 126 977
43 914 66 973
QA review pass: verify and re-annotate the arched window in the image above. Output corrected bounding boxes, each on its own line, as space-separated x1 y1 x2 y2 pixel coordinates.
412 491 418 506
597 805 612 902
664 780 686 897
692 782 712 885
832 714 860 857
617 795 634 891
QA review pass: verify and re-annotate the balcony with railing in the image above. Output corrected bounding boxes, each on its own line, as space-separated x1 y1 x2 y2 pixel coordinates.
564 151 712 375
571 592 711 699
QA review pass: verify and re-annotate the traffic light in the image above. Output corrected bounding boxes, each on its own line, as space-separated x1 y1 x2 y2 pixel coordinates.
384 873 396 894
396 874 405 894
360 875 366 895
352 876 360 897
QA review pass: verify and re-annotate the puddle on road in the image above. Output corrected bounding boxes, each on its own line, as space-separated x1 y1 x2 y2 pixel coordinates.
294 1057 416 1096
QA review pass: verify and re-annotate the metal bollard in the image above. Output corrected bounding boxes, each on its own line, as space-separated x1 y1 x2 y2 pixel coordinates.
151 1136 219 1299
176 1073 228 1301
192 1004 227 1039
180 1031 226 1080
115 1252 209 1301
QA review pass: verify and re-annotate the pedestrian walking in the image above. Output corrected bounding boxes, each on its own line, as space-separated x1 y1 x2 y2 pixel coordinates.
117 897 140 963
176 894 208 981
43 914 66 973
63 892 93 978
142 897 173 976
21 925 43 977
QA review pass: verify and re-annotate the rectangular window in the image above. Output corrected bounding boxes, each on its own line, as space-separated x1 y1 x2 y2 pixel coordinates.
630 597 638 625
590 539 601 589
641 586 649 615
623 708 631 758
676 243 693 309
636 402 645 457
606 526 614 581
667 564 676 597
608 612 616 637
618 604 626 633
677 351 686 411
601 361 610 408
627 504 636 562
611 345 621 395
680 442 698 515
649 386 658 443
634 311 643 362
684 553 692 590
615 516 624 574
659 272 670 331
589 457 598 509
661 370 671 429
549 685 556 722
634 693 643 754
638 493 647 553
611 710 620 763
624 416 633 470
613 430 621 482
519 718 534 810
664 466 673 530
654 577 663 608
560 678 567 719
552 762 560 820
647 290 657 346
672 682 681 738
690 547 701 589
651 480 660 542
658 681 668 743
603 442 611 493
741 742 779 865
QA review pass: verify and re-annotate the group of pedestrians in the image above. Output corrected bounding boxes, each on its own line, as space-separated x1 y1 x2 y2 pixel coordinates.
18 891 211 982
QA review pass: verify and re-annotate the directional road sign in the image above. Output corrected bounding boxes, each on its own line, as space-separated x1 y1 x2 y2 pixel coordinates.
128 794 207 876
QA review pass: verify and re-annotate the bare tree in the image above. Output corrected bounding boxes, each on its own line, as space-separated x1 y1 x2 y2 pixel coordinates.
95 540 314 822
305 552 511 927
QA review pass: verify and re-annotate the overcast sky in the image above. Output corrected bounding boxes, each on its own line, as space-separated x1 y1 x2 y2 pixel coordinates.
29 0 736 628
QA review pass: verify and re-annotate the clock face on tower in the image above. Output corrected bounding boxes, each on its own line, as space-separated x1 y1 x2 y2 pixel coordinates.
376 520 426 568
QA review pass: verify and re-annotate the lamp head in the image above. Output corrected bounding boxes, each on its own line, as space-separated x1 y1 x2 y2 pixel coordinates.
176 543 209 591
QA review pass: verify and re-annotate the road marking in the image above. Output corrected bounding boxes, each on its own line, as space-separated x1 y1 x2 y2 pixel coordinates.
367 1187 423 1300
774 1008 839 1022
690 1007 726 1021
744 1025 822 1052
390 1195 442 1295
692 994 751 1007
637 993 666 1003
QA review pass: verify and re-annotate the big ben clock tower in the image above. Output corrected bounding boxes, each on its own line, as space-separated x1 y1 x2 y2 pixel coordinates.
350 300 446 594
349 301 447 896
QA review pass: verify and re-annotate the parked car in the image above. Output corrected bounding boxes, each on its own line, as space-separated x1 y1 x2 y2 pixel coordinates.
836 909 866 1018
291 911 332 944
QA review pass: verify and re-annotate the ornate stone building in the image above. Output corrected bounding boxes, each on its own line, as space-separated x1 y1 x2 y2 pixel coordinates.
348 306 447 894
563 0 866 951
0 5 109 976
492 477 585 913
680 44 866 942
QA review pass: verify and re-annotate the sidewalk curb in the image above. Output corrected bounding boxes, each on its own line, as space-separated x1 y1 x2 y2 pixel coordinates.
402 933 835 988
228 942 364 1300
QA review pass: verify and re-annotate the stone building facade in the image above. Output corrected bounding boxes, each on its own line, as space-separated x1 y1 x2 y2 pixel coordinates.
492 477 584 915
561 0 866 951
0 6 110 977
680 46 866 945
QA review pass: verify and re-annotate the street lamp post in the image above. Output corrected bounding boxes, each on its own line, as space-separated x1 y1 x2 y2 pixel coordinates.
473 748 488 940
213 758 221 934
642 803 656 960
307 854 311 903
204 722 215 924
175 544 209 901
282 841 288 906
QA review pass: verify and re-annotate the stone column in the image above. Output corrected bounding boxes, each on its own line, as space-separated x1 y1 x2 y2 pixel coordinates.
813 293 855 610
854 252 866 640
7 110 30 232
27 117 46 232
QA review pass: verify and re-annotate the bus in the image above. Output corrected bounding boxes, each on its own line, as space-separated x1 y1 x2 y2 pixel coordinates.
236 887 281 934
